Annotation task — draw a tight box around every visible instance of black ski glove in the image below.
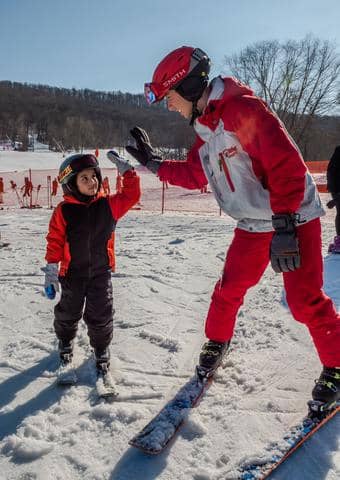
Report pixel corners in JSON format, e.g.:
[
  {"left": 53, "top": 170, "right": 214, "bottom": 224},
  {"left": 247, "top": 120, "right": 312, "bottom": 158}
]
[
  {"left": 270, "top": 213, "right": 300, "bottom": 273},
  {"left": 327, "top": 199, "right": 336, "bottom": 209},
  {"left": 326, "top": 192, "right": 340, "bottom": 209},
  {"left": 126, "top": 126, "right": 162, "bottom": 174}
]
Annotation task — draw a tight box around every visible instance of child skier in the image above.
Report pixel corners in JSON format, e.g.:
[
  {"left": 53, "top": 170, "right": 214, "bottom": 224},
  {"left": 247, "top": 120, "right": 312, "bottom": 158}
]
[
  {"left": 126, "top": 46, "right": 340, "bottom": 411},
  {"left": 42, "top": 151, "right": 140, "bottom": 382}
]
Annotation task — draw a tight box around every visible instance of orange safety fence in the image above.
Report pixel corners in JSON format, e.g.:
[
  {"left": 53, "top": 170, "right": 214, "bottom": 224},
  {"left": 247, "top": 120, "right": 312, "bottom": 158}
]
[
  {"left": 305, "top": 161, "right": 329, "bottom": 192},
  {"left": 305, "top": 161, "right": 329, "bottom": 173},
  {"left": 0, "top": 162, "right": 332, "bottom": 211}
]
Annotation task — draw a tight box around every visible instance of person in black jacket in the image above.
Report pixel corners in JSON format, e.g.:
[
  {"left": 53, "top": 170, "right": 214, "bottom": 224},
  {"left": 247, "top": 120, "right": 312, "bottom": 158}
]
[{"left": 327, "top": 146, "right": 340, "bottom": 253}]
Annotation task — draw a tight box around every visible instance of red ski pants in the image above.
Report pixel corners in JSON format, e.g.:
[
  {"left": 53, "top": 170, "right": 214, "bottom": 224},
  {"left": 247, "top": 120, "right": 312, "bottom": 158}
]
[{"left": 205, "top": 218, "right": 340, "bottom": 367}]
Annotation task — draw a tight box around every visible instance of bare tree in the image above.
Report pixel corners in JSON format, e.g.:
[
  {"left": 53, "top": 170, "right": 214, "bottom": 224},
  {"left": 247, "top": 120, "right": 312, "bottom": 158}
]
[{"left": 225, "top": 35, "right": 340, "bottom": 147}]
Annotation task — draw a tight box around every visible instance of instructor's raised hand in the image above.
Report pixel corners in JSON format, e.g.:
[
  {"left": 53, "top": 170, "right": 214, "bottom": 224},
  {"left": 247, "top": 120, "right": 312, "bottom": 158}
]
[{"left": 126, "top": 127, "right": 162, "bottom": 174}]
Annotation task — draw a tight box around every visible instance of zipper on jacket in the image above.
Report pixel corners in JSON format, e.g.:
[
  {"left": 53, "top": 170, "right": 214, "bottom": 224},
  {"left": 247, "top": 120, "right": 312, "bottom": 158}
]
[{"left": 219, "top": 153, "right": 235, "bottom": 192}]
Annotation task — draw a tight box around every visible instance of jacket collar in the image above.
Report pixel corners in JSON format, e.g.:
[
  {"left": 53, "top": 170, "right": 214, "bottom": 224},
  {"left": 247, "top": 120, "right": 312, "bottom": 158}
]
[
  {"left": 63, "top": 191, "right": 104, "bottom": 205},
  {"left": 194, "top": 76, "right": 254, "bottom": 141}
]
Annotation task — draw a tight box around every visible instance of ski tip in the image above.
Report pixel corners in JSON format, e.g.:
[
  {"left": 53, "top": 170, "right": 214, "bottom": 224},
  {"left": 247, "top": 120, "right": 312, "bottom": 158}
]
[{"left": 128, "top": 440, "right": 163, "bottom": 455}]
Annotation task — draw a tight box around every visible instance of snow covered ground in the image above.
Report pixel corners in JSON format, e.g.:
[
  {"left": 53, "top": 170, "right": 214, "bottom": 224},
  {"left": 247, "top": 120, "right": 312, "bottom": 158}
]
[{"left": 0, "top": 152, "right": 339, "bottom": 480}]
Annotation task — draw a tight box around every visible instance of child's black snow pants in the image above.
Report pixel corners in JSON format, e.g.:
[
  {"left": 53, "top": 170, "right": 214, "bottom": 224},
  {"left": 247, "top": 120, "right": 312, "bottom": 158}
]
[{"left": 54, "top": 271, "right": 114, "bottom": 351}]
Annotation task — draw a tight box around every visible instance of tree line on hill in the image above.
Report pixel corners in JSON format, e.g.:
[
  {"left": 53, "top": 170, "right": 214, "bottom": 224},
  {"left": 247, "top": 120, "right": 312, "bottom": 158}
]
[
  {"left": 0, "top": 35, "right": 339, "bottom": 160},
  {"left": 0, "top": 81, "right": 194, "bottom": 158}
]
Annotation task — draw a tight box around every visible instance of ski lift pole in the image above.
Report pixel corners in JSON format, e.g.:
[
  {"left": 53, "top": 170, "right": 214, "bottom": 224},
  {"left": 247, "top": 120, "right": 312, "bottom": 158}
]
[
  {"left": 161, "top": 181, "right": 165, "bottom": 214},
  {"left": 47, "top": 175, "right": 51, "bottom": 208}
]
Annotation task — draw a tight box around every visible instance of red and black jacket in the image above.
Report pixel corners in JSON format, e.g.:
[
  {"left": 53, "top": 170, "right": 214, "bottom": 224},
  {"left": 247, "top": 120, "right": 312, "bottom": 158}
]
[{"left": 45, "top": 170, "right": 140, "bottom": 277}]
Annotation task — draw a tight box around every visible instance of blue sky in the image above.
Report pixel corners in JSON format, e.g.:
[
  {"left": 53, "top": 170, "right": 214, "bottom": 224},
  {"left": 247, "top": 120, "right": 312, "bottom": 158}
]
[{"left": 1, "top": 0, "right": 340, "bottom": 94}]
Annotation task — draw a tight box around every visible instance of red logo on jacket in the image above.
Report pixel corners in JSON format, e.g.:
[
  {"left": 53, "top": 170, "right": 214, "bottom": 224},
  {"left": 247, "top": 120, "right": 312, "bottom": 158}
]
[{"left": 221, "top": 146, "right": 237, "bottom": 158}]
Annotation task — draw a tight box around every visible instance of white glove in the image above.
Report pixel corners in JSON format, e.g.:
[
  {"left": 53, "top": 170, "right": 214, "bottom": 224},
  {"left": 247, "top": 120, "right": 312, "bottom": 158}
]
[
  {"left": 41, "top": 263, "right": 59, "bottom": 299},
  {"left": 107, "top": 150, "right": 134, "bottom": 175}
]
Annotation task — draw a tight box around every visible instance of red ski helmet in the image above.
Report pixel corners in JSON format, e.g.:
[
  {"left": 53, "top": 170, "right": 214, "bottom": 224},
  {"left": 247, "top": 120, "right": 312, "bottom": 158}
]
[{"left": 144, "top": 46, "right": 210, "bottom": 104}]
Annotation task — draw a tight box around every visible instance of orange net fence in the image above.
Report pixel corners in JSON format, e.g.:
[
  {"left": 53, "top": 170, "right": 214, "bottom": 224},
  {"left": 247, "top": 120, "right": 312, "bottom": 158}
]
[
  {"left": 305, "top": 161, "right": 329, "bottom": 173},
  {"left": 305, "top": 161, "right": 329, "bottom": 192},
  {"left": 0, "top": 161, "right": 330, "bottom": 210}
]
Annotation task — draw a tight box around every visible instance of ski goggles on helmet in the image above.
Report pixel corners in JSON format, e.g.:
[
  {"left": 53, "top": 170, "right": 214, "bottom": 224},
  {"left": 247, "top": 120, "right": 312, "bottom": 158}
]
[
  {"left": 144, "top": 72, "right": 188, "bottom": 104},
  {"left": 58, "top": 154, "right": 99, "bottom": 184}
]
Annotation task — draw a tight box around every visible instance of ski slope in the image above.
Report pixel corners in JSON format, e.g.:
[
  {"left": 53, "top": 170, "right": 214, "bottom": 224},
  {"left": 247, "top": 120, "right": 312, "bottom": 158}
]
[{"left": 0, "top": 152, "right": 339, "bottom": 480}]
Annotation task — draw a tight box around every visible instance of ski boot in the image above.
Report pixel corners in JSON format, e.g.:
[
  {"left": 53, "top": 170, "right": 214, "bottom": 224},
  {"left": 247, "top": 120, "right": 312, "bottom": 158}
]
[
  {"left": 95, "top": 347, "right": 111, "bottom": 374},
  {"left": 309, "top": 367, "right": 340, "bottom": 419},
  {"left": 94, "top": 347, "right": 117, "bottom": 399},
  {"left": 196, "top": 340, "right": 230, "bottom": 380},
  {"left": 58, "top": 339, "right": 74, "bottom": 366},
  {"left": 56, "top": 339, "right": 76, "bottom": 385}
]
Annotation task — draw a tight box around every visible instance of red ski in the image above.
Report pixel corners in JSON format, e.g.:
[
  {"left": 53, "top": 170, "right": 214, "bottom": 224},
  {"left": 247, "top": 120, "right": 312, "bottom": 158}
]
[{"left": 239, "top": 402, "right": 339, "bottom": 479}]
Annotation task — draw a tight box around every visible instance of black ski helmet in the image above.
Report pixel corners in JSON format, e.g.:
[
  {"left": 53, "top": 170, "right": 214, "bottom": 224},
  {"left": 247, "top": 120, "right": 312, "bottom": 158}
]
[{"left": 58, "top": 153, "right": 102, "bottom": 199}]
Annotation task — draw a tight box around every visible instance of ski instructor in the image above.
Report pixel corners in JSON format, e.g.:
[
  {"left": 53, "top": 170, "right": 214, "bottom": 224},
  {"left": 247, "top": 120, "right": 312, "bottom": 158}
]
[{"left": 126, "top": 46, "right": 340, "bottom": 407}]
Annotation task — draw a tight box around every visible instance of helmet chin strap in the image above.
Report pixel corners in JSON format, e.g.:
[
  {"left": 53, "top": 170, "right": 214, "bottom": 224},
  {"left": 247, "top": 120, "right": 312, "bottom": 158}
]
[
  {"left": 189, "top": 100, "right": 201, "bottom": 126},
  {"left": 189, "top": 85, "right": 211, "bottom": 125}
]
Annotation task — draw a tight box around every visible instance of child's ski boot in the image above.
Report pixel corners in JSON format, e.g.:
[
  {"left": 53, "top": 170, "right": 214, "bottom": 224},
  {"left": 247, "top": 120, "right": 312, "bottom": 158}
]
[
  {"left": 56, "top": 339, "right": 76, "bottom": 385},
  {"left": 95, "top": 348, "right": 117, "bottom": 399},
  {"left": 58, "top": 339, "right": 74, "bottom": 365}
]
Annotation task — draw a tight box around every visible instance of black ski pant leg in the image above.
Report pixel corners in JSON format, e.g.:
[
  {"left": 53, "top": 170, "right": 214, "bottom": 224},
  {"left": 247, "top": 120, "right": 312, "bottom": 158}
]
[
  {"left": 54, "top": 276, "right": 87, "bottom": 344},
  {"left": 83, "top": 272, "right": 114, "bottom": 352},
  {"left": 334, "top": 200, "right": 340, "bottom": 236}
]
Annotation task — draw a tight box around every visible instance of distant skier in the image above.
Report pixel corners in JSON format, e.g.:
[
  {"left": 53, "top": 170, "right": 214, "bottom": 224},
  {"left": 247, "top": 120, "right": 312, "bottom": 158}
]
[
  {"left": 51, "top": 177, "right": 58, "bottom": 196},
  {"left": 21, "top": 176, "right": 33, "bottom": 207},
  {"left": 102, "top": 176, "right": 111, "bottom": 195},
  {"left": 326, "top": 146, "right": 340, "bottom": 253},
  {"left": 127, "top": 46, "right": 340, "bottom": 407},
  {"left": 10, "top": 180, "right": 23, "bottom": 207},
  {"left": 42, "top": 151, "right": 140, "bottom": 377}
]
